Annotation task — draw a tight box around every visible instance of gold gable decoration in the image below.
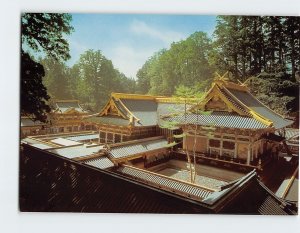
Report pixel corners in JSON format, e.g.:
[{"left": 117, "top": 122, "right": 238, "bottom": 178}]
[
  {"left": 99, "top": 98, "right": 127, "bottom": 119},
  {"left": 190, "top": 72, "right": 275, "bottom": 127}
]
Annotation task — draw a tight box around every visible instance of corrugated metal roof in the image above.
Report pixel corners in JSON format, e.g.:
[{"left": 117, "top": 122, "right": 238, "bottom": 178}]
[
  {"left": 109, "top": 138, "right": 168, "bottom": 159},
  {"left": 120, "top": 99, "right": 158, "bottom": 126},
  {"left": 117, "top": 166, "right": 212, "bottom": 200},
  {"left": 166, "top": 111, "right": 268, "bottom": 129},
  {"left": 66, "top": 134, "right": 99, "bottom": 142},
  {"left": 84, "top": 156, "right": 114, "bottom": 170},
  {"left": 48, "top": 145, "right": 103, "bottom": 159},
  {"left": 227, "top": 89, "right": 293, "bottom": 129}
]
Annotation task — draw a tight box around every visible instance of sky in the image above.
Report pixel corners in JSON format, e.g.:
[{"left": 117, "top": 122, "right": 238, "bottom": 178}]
[{"left": 67, "top": 14, "right": 217, "bottom": 79}]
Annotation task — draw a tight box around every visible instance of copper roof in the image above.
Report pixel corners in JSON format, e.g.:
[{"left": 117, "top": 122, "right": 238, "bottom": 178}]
[
  {"left": 165, "top": 111, "right": 268, "bottom": 129},
  {"left": 117, "top": 165, "right": 213, "bottom": 200},
  {"left": 108, "top": 137, "right": 168, "bottom": 160},
  {"left": 84, "top": 156, "right": 114, "bottom": 170}
]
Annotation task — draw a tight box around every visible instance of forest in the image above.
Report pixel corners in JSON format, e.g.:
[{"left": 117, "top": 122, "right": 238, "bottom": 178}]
[{"left": 21, "top": 15, "right": 299, "bottom": 121}]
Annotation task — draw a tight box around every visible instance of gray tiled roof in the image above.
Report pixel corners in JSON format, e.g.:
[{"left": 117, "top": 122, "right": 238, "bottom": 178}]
[
  {"left": 84, "top": 156, "right": 114, "bottom": 170},
  {"left": 284, "top": 128, "right": 299, "bottom": 141},
  {"left": 114, "top": 98, "right": 132, "bottom": 118},
  {"left": 227, "top": 89, "right": 293, "bottom": 129},
  {"left": 118, "top": 166, "right": 212, "bottom": 200},
  {"left": 166, "top": 111, "right": 268, "bottom": 129},
  {"left": 109, "top": 138, "right": 168, "bottom": 159},
  {"left": 56, "top": 101, "right": 86, "bottom": 113},
  {"left": 219, "top": 88, "right": 251, "bottom": 116},
  {"left": 121, "top": 99, "right": 158, "bottom": 126},
  {"left": 48, "top": 145, "right": 103, "bottom": 159}
]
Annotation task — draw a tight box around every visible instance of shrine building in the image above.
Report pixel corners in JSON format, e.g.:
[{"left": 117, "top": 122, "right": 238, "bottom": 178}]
[{"left": 163, "top": 77, "right": 293, "bottom": 167}]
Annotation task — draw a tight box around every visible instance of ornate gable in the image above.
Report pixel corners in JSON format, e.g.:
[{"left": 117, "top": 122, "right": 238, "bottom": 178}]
[
  {"left": 100, "top": 98, "right": 128, "bottom": 119},
  {"left": 191, "top": 84, "right": 247, "bottom": 116},
  {"left": 205, "top": 96, "right": 230, "bottom": 111}
]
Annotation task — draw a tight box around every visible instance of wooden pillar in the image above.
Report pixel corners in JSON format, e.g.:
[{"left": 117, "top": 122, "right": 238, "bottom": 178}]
[
  {"left": 234, "top": 133, "right": 237, "bottom": 158},
  {"left": 113, "top": 133, "right": 115, "bottom": 143},
  {"left": 206, "top": 137, "right": 209, "bottom": 153},
  {"left": 105, "top": 131, "right": 107, "bottom": 143},
  {"left": 98, "top": 129, "right": 101, "bottom": 144},
  {"left": 183, "top": 135, "right": 186, "bottom": 150},
  {"left": 250, "top": 145, "right": 253, "bottom": 161},
  {"left": 247, "top": 144, "right": 251, "bottom": 165},
  {"left": 220, "top": 133, "right": 223, "bottom": 157}
]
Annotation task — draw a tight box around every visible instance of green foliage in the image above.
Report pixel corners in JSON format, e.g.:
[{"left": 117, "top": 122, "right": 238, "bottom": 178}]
[
  {"left": 246, "top": 73, "right": 299, "bottom": 115},
  {"left": 21, "top": 13, "right": 74, "bottom": 61},
  {"left": 213, "top": 16, "right": 300, "bottom": 80},
  {"left": 41, "top": 58, "right": 72, "bottom": 99},
  {"left": 136, "top": 32, "right": 215, "bottom": 95},
  {"left": 21, "top": 13, "right": 73, "bottom": 122},
  {"left": 21, "top": 52, "right": 51, "bottom": 122},
  {"left": 69, "top": 49, "right": 136, "bottom": 111}
]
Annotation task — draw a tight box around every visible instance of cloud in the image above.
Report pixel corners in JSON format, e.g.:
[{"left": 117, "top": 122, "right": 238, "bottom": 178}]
[
  {"left": 109, "top": 45, "right": 155, "bottom": 79},
  {"left": 130, "top": 20, "right": 184, "bottom": 45}
]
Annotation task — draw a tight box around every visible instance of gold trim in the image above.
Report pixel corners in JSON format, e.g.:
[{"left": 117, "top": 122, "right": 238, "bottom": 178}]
[
  {"left": 112, "top": 92, "right": 166, "bottom": 100},
  {"left": 99, "top": 98, "right": 128, "bottom": 119},
  {"left": 223, "top": 87, "right": 273, "bottom": 126},
  {"left": 117, "top": 99, "right": 141, "bottom": 123},
  {"left": 191, "top": 85, "right": 248, "bottom": 116}
]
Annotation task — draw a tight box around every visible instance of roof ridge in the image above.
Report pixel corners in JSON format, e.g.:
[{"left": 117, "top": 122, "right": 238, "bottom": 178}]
[{"left": 112, "top": 92, "right": 166, "bottom": 100}]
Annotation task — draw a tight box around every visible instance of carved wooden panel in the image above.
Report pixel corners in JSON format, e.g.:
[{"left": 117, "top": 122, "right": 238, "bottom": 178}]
[{"left": 205, "top": 98, "right": 228, "bottom": 111}]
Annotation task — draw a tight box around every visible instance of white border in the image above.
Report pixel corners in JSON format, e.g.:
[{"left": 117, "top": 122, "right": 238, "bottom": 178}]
[{"left": 0, "top": 1, "right": 299, "bottom": 233}]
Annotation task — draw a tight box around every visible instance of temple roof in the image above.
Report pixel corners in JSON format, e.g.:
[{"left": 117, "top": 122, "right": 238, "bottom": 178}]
[
  {"left": 52, "top": 100, "right": 88, "bottom": 114},
  {"left": 83, "top": 156, "right": 115, "bottom": 170},
  {"left": 166, "top": 111, "right": 268, "bottom": 129},
  {"left": 107, "top": 136, "right": 168, "bottom": 161},
  {"left": 84, "top": 93, "right": 187, "bottom": 127},
  {"left": 117, "top": 165, "right": 213, "bottom": 200},
  {"left": 21, "top": 117, "right": 47, "bottom": 127},
  {"left": 85, "top": 77, "right": 292, "bottom": 130},
  {"left": 186, "top": 78, "right": 293, "bottom": 129}
]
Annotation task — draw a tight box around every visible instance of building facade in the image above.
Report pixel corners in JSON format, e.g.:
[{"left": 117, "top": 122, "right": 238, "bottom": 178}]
[
  {"left": 84, "top": 93, "right": 186, "bottom": 144},
  {"left": 164, "top": 77, "right": 293, "bottom": 167},
  {"left": 21, "top": 100, "right": 94, "bottom": 138}
]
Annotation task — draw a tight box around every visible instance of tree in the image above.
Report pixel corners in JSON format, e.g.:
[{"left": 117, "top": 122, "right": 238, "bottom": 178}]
[
  {"left": 213, "top": 16, "right": 300, "bottom": 81},
  {"left": 136, "top": 32, "right": 215, "bottom": 95},
  {"left": 21, "top": 52, "right": 50, "bottom": 122},
  {"left": 41, "top": 58, "right": 72, "bottom": 99},
  {"left": 160, "top": 85, "right": 210, "bottom": 184},
  {"left": 21, "top": 13, "right": 73, "bottom": 122},
  {"left": 74, "top": 49, "right": 136, "bottom": 111}
]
